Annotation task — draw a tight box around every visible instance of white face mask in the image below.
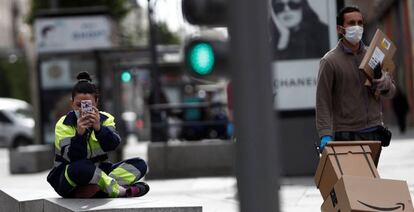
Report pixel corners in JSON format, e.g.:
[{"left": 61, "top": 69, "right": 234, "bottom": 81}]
[{"left": 343, "top": 25, "right": 364, "bottom": 45}]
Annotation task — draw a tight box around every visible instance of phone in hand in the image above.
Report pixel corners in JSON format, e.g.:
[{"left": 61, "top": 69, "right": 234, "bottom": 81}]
[
  {"left": 373, "top": 63, "right": 382, "bottom": 79},
  {"left": 81, "top": 100, "right": 93, "bottom": 115}
]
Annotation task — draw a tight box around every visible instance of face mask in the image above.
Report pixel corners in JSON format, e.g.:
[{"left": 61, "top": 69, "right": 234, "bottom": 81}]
[
  {"left": 343, "top": 25, "right": 363, "bottom": 45},
  {"left": 74, "top": 110, "right": 80, "bottom": 119}
]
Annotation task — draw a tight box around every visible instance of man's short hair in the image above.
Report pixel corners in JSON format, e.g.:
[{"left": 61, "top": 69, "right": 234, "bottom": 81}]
[{"left": 337, "top": 6, "right": 361, "bottom": 26}]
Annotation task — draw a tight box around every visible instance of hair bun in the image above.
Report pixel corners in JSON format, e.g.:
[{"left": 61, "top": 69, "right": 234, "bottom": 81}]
[{"left": 76, "top": 71, "right": 92, "bottom": 82}]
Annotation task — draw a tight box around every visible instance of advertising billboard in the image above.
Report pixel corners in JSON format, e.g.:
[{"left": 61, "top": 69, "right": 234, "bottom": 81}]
[
  {"left": 34, "top": 15, "right": 115, "bottom": 53},
  {"left": 270, "top": 0, "right": 337, "bottom": 110}
]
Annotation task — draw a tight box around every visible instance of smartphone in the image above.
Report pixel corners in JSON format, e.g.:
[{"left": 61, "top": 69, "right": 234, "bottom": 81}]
[
  {"left": 81, "top": 100, "right": 93, "bottom": 115},
  {"left": 373, "top": 63, "right": 382, "bottom": 79}
]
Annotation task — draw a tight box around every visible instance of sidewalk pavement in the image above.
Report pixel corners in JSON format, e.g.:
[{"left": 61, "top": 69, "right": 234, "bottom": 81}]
[{"left": 0, "top": 126, "right": 414, "bottom": 211}]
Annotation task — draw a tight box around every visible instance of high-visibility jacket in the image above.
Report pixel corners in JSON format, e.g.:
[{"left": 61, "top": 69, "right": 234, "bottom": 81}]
[
  {"left": 53, "top": 110, "right": 121, "bottom": 167},
  {"left": 47, "top": 110, "right": 124, "bottom": 197}
]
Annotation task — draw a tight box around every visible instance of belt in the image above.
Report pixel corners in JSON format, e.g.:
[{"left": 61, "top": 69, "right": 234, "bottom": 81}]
[{"left": 358, "top": 126, "right": 379, "bottom": 133}]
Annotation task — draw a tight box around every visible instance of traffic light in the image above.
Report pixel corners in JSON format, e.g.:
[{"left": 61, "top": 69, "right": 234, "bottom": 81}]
[
  {"left": 182, "top": 0, "right": 228, "bottom": 27},
  {"left": 187, "top": 41, "right": 215, "bottom": 75},
  {"left": 182, "top": 0, "right": 229, "bottom": 79},
  {"left": 184, "top": 37, "right": 228, "bottom": 78},
  {"left": 121, "top": 70, "right": 132, "bottom": 83}
]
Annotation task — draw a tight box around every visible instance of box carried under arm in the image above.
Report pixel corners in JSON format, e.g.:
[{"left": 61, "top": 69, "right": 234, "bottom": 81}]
[{"left": 359, "top": 29, "right": 396, "bottom": 83}]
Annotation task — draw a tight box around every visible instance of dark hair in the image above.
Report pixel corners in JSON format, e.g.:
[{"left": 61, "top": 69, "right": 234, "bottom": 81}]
[
  {"left": 337, "top": 6, "right": 361, "bottom": 26},
  {"left": 71, "top": 72, "right": 98, "bottom": 101},
  {"left": 272, "top": 0, "right": 325, "bottom": 32},
  {"left": 301, "top": 0, "right": 322, "bottom": 27}
]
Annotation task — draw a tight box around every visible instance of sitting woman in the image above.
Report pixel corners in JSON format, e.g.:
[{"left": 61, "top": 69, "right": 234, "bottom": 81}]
[{"left": 47, "top": 72, "right": 149, "bottom": 198}]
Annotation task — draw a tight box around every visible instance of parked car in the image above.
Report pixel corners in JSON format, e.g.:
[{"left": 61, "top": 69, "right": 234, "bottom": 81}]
[{"left": 0, "top": 98, "right": 34, "bottom": 148}]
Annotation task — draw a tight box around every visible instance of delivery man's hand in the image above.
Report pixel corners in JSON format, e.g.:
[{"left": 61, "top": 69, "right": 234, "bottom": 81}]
[
  {"left": 373, "top": 71, "right": 391, "bottom": 92},
  {"left": 319, "top": 135, "right": 333, "bottom": 152}
]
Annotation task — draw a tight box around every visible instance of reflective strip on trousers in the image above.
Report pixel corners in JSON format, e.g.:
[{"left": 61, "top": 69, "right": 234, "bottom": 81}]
[
  {"left": 97, "top": 170, "right": 121, "bottom": 197},
  {"left": 109, "top": 163, "right": 141, "bottom": 186},
  {"left": 64, "top": 165, "right": 77, "bottom": 187}
]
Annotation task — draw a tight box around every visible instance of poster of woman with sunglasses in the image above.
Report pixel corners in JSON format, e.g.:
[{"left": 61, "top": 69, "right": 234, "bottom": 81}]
[{"left": 271, "top": 0, "right": 330, "bottom": 60}]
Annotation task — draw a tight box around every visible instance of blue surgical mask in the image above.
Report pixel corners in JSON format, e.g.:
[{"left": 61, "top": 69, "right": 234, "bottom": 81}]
[{"left": 74, "top": 110, "right": 80, "bottom": 119}]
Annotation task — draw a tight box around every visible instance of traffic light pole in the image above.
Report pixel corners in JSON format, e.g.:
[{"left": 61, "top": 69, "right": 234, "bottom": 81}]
[
  {"left": 148, "top": 0, "right": 161, "bottom": 104},
  {"left": 229, "top": 0, "right": 280, "bottom": 211},
  {"left": 148, "top": 0, "right": 167, "bottom": 142}
]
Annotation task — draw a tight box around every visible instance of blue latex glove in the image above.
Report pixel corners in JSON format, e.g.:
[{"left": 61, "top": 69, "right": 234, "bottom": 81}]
[
  {"left": 227, "top": 122, "right": 234, "bottom": 138},
  {"left": 319, "top": 135, "right": 333, "bottom": 152}
]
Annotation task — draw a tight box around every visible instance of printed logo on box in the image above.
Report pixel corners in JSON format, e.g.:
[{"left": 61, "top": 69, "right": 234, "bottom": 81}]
[{"left": 381, "top": 38, "right": 391, "bottom": 50}]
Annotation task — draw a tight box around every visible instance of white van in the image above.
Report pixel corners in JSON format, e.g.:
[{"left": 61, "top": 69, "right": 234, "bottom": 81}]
[{"left": 0, "top": 98, "right": 34, "bottom": 148}]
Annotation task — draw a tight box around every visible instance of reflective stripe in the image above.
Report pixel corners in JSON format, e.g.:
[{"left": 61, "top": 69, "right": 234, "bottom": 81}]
[
  {"left": 107, "top": 126, "right": 116, "bottom": 132},
  {"left": 64, "top": 165, "right": 76, "bottom": 187},
  {"left": 62, "top": 145, "right": 70, "bottom": 161},
  {"left": 89, "top": 132, "right": 107, "bottom": 158},
  {"left": 111, "top": 176, "right": 129, "bottom": 186},
  {"left": 109, "top": 167, "right": 134, "bottom": 186},
  {"left": 54, "top": 137, "right": 71, "bottom": 163},
  {"left": 59, "top": 137, "right": 71, "bottom": 150},
  {"left": 89, "top": 168, "right": 102, "bottom": 184},
  {"left": 109, "top": 181, "right": 120, "bottom": 197},
  {"left": 53, "top": 161, "right": 62, "bottom": 167},
  {"left": 92, "top": 149, "right": 106, "bottom": 157},
  {"left": 109, "top": 163, "right": 141, "bottom": 185},
  {"left": 97, "top": 171, "right": 120, "bottom": 197},
  {"left": 106, "top": 126, "right": 121, "bottom": 141}
]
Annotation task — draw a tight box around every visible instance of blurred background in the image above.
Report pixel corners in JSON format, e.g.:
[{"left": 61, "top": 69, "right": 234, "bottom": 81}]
[
  {"left": 0, "top": 0, "right": 414, "bottom": 210},
  {"left": 0, "top": 0, "right": 412, "bottom": 167}
]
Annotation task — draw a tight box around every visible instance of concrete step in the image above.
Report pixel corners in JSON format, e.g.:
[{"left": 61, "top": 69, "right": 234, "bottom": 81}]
[
  {"left": 147, "top": 140, "right": 235, "bottom": 179},
  {"left": 0, "top": 187, "right": 202, "bottom": 212},
  {"left": 44, "top": 197, "right": 202, "bottom": 212},
  {"left": 0, "top": 187, "right": 57, "bottom": 212}
]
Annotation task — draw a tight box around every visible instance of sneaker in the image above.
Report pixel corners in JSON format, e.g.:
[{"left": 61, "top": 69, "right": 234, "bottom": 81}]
[{"left": 126, "top": 182, "right": 150, "bottom": 197}]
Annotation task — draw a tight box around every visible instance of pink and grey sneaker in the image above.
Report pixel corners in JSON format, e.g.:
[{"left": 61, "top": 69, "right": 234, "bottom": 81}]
[{"left": 126, "top": 182, "right": 150, "bottom": 197}]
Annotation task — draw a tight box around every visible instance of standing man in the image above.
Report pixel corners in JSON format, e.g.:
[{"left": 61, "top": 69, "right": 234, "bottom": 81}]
[{"left": 316, "top": 6, "right": 395, "bottom": 151}]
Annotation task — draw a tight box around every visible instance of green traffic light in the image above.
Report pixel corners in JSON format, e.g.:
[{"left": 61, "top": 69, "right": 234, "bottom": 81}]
[
  {"left": 121, "top": 71, "right": 132, "bottom": 82},
  {"left": 188, "top": 42, "right": 215, "bottom": 75}
]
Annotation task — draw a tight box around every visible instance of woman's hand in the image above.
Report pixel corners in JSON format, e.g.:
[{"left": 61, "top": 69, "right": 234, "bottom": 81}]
[
  {"left": 88, "top": 106, "right": 101, "bottom": 132},
  {"left": 77, "top": 114, "right": 91, "bottom": 135}
]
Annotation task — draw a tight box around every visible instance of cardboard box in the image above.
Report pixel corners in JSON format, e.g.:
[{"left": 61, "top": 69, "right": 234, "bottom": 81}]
[
  {"left": 314, "top": 141, "right": 381, "bottom": 200},
  {"left": 324, "top": 141, "right": 382, "bottom": 166},
  {"left": 359, "top": 29, "right": 397, "bottom": 81},
  {"left": 322, "top": 175, "right": 413, "bottom": 212}
]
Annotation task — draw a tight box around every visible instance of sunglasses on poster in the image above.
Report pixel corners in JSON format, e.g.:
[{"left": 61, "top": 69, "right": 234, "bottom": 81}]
[{"left": 273, "top": 1, "right": 303, "bottom": 13}]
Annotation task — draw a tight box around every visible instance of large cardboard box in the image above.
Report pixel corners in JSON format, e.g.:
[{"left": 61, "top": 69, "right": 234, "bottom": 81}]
[
  {"left": 322, "top": 175, "right": 413, "bottom": 212},
  {"left": 359, "top": 29, "right": 397, "bottom": 81},
  {"left": 314, "top": 141, "right": 381, "bottom": 200}
]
